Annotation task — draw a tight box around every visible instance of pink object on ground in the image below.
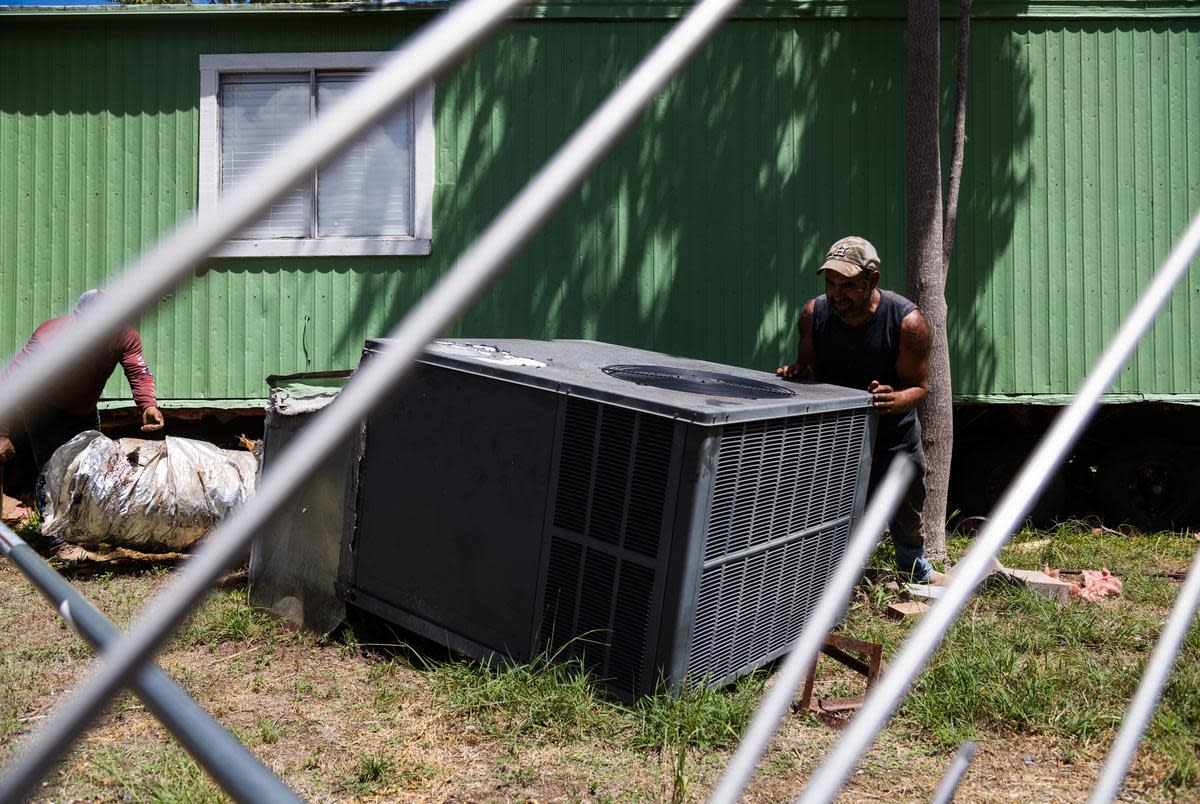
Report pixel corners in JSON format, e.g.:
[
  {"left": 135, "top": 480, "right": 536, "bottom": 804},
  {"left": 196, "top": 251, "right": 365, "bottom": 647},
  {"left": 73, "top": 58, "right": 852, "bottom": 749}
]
[{"left": 1044, "top": 567, "right": 1123, "bottom": 601}]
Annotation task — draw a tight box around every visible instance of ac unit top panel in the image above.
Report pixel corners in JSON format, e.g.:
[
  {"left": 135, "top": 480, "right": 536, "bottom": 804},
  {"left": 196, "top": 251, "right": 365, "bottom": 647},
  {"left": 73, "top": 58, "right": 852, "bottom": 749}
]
[{"left": 365, "top": 338, "right": 872, "bottom": 425}]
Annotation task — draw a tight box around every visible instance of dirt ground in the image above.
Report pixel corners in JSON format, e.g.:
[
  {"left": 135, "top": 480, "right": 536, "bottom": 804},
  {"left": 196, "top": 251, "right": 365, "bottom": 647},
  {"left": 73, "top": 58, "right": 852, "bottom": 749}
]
[{"left": 0, "top": 552, "right": 1184, "bottom": 803}]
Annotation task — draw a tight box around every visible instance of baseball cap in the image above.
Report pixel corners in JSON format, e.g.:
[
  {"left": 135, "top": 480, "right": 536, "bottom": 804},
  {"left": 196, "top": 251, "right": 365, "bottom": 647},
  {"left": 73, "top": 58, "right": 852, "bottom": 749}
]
[
  {"left": 75, "top": 288, "right": 107, "bottom": 313},
  {"left": 817, "top": 236, "right": 880, "bottom": 277}
]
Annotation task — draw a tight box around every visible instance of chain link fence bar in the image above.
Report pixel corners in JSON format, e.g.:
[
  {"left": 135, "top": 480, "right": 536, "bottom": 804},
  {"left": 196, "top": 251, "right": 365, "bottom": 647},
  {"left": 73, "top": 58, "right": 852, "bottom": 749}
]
[
  {"left": 0, "top": 526, "right": 300, "bottom": 802},
  {"left": 1087, "top": 548, "right": 1200, "bottom": 804},
  {"left": 795, "top": 207, "right": 1200, "bottom": 804},
  {"left": 0, "top": 0, "right": 525, "bottom": 441},
  {"left": 707, "top": 455, "right": 914, "bottom": 804},
  {"left": 930, "top": 741, "right": 976, "bottom": 804},
  {"left": 0, "top": 1, "right": 742, "bottom": 798}
]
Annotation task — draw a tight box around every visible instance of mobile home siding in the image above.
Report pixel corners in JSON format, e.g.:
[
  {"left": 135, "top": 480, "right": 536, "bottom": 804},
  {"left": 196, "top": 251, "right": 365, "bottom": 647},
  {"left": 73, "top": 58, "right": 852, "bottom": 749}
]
[{"left": 0, "top": 6, "right": 1197, "bottom": 404}]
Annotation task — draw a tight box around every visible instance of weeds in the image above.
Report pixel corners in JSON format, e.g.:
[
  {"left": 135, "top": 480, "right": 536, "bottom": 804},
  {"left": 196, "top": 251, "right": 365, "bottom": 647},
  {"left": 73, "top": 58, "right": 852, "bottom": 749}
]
[
  {"left": 341, "top": 751, "right": 395, "bottom": 796},
  {"left": 87, "top": 746, "right": 222, "bottom": 803},
  {"left": 429, "top": 654, "right": 611, "bottom": 743},
  {"left": 1145, "top": 624, "right": 1200, "bottom": 790},
  {"left": 627, "top": 673, "right": 765, "bottom": 753},
  {"left": 628, "top": 675, "right": 765, "bottom": 803},
  {"left": 426, "top": 644, "right": 766, "bottom": 802},
  {"left": 174, "top": 590, "right": 280, "bottom": 647},
  {"left": 255, "top": 716, "right": 280, "bottom": 745},
  {"left": 12, "top": 509, "right": 42, "bottom": 542},
  {"left": 868, "top": 526, "right": 1200, "bottom": 764},
  {"left": 3, "top": 525, "right": 1197, "bottom": 799}
]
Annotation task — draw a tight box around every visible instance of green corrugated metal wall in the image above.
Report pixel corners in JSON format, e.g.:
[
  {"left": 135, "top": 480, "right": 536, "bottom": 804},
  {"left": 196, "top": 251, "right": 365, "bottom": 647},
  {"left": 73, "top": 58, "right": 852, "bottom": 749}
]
[{"left": 0, "top": 5, "right": 1197, "bottom": 404}]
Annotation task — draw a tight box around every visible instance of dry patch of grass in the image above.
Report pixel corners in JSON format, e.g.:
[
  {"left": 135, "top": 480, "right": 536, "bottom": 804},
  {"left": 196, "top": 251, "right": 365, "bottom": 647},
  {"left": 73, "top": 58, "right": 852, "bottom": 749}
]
[{"left": 0, "top": 523, "right": 1196, "bottom": 802}]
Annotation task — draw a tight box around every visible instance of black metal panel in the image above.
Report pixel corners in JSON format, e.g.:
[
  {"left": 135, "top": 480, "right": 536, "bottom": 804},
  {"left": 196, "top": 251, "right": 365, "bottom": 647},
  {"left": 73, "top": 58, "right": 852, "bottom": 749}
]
[
  {"left": 347, "top": 363, "right": 558, "bottom": 657},
  {"left": 685, "top": 521, "right": 853, "bottom": 682},
  {"left": 608, "top": 561, "right": 657, "bottom": 692},
  {"left": 343, "top": 340, "right": 874, "bottom": 699},
  {"left": 381, "top": 339, "right": 872, "bottom": 425},
  {"left": 250, "top": 390, "right": 354, "bottom": 635},
  {"left": 538, "top": 538, "right": 583, "bottom": 649},
  {"left": 551, "top": 403, "right": 595, "bottom": 534},
  {"left": 704, "top": 411, "right": 867, "bottom": 562}
]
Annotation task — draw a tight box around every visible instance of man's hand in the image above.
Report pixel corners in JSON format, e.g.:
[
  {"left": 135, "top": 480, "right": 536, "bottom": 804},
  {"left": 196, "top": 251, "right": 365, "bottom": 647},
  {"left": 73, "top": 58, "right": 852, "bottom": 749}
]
[
  {"left": 141, "top": 405, "right": 165, "bottom": 432},
  {"left": 777, "top": 364, "right": 814, "bottom": 381},
  {"left": 868, "top": 380, "right": 901, "bottom": 414},
  {"left": 0, "top": 436, "right": 13, "bottom": 463}
]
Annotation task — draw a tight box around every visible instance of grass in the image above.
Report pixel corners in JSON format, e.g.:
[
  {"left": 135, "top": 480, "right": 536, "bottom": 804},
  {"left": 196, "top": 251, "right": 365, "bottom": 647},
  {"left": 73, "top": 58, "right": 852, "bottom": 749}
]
[
  {"left": 428, "top": 653, "right": 612, "bottom": 743},
  {"left": 0, "top": 519, "right": 1196, "bottom": 801},
  {"left": 627, "top": 673, "right": 767, "bottom": 753},
  {"left": 882, "top": 523, "right": 1200, "bottom": 785},
  {"left": 86, "top": 745, "right": 223, "bottom": 804},
  {"left": 174, "top": 589, "right": 282, "bottom": 647},
  {"left": 11, "top": 508, "right": 42, "bottom": 541},
  {"left": 425, "top": 651, "right": 767, "bottom": 802},
  {"left": 340, "top": 751, "right": 395, "bottom": 796},
  {"left": 255, "top": 715, "right": 281, "bottom": 745}
]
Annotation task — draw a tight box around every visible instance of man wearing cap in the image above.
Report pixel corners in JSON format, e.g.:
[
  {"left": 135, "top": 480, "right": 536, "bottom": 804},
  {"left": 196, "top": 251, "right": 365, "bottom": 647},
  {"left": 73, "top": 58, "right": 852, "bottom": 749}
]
[
  {"left": 0, "top": 289, "right": 165, "bottom": 476},
  {"left": 777, "top": 236, "right": 941, "bottom": 584}
]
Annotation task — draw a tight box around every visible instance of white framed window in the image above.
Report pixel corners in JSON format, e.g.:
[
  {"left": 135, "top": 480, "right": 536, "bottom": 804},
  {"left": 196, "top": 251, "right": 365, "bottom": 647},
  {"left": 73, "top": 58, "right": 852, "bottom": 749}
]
[{"left": 199, "top": 53, "right": 433, "bottom": 257}]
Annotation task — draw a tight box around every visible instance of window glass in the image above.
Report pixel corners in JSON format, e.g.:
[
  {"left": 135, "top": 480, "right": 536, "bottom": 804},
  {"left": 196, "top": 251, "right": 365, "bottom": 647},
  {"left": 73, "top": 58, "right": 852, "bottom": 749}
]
[
  {"left": 316, "top": 74, "right": 414, "bottom": 238},
  {"left": 219, "top": 73, "right": 312, "bottom": 239},
  {"left": 200, "top": 53, "right": 433, "bottom": 256}
]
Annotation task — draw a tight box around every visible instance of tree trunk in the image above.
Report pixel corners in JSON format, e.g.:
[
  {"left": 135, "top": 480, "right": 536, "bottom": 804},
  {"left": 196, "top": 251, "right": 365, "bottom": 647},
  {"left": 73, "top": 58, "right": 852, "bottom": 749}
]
[
  {"left": 906, "top": 0, "right": 963, "bottom": 560},
  {"left": 906, "top": 0, "right": 971, "bottom": 559},
  {"left": 925, "top": 1, "right": 971, "bottom": 557}
]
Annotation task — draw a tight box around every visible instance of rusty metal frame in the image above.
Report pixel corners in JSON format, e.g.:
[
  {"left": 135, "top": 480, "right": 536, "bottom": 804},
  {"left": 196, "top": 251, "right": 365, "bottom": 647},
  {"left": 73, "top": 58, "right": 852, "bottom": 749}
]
[{"left": 798, "top": 634, "right": 887, "bottom": 730}]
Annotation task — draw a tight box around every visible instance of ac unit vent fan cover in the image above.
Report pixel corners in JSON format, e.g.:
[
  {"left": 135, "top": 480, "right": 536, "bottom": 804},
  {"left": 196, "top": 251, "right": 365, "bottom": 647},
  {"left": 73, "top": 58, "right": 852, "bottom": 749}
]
[{"left": 601, "top": 364, "right": 797, "bottom": 399}]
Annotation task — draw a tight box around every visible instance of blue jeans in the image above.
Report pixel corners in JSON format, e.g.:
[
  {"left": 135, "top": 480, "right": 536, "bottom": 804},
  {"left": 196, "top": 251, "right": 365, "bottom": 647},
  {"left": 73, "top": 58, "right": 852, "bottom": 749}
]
[{"left": 870, "top": 448, "right": 931, "bottom": 582}]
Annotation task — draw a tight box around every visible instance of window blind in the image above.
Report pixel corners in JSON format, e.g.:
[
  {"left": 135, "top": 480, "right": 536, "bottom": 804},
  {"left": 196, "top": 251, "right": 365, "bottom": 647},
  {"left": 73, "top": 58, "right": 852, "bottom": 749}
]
[
  {"left": 219, "top": 73, "right": 312, "bottom": 239},
  {"left": 218, "top": 71, "right": 415, "bottom": 241},
  {"left": 316, "top": 75, "right": 415, "bottom": 238}
]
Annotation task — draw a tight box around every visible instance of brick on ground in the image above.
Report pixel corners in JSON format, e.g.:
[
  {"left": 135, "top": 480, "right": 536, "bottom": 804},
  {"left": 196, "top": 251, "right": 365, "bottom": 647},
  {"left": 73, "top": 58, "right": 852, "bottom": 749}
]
[
  {"left": 886, "top": 601, "right": 930, "bottom": 619},
  {"left": 1001, "top": 567, "right": 1070, "bottom": 605}
]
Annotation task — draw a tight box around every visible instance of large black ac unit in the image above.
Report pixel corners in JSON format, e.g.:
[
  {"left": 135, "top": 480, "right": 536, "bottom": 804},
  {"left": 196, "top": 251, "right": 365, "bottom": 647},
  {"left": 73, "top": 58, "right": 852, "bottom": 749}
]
[{"left": 338, "top": 339, "right": 875, "bottom": 699}]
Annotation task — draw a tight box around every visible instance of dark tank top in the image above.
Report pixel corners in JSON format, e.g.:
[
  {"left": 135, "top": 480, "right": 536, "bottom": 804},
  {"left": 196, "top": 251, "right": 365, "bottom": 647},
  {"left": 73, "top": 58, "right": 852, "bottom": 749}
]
[{"left": 812, "top": 289, "right": 921, "bottom": 457}]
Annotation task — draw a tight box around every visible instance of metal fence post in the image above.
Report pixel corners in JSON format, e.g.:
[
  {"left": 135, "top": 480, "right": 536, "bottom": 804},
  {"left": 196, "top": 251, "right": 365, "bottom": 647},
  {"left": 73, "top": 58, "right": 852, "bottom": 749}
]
[
  {"left": 930, "top": 742, "right": 977, "bottom": 804},
  {"left": 0, "top": 526, "right": 301, "bottom": 802}
]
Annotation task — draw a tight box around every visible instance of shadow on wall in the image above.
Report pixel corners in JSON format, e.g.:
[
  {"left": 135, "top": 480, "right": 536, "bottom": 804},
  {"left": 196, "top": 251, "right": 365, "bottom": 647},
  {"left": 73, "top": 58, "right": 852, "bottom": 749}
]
[
  {"left": 946, "top": 18, "right": 1034, "bottom": 395},
  {"left": 430, "top": 15, "right": 1034, "bottom": 387},
  {"left": 204, "top": 14, "right": 1036, "bottom": 401},
  {"left": 0, "top": 13, "right": 1034, "bottom": 395}
]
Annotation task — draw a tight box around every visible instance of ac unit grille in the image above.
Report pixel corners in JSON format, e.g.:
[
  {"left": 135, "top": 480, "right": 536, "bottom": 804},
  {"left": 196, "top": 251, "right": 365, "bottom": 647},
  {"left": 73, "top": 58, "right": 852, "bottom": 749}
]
[
  {"left": 686, "top": 521, "right": 852, "bottom": 681},
  {"left": 539, "top": 541, "right": 657, "bottom": 697},
  {"left": 686, "top": 409, "right": 867, "bottom": 682},
  {"left": 704, "top": 411, "right": 866, "bottom": 562},
  {"left": 540, "top": 398, "right": 676, "bottom": 697},
  {"left": 551, "top": 399, "right": 674, "bottom": 558},
  {"left": 552, "top": 403, "right": 596, "bottom": 534}
]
